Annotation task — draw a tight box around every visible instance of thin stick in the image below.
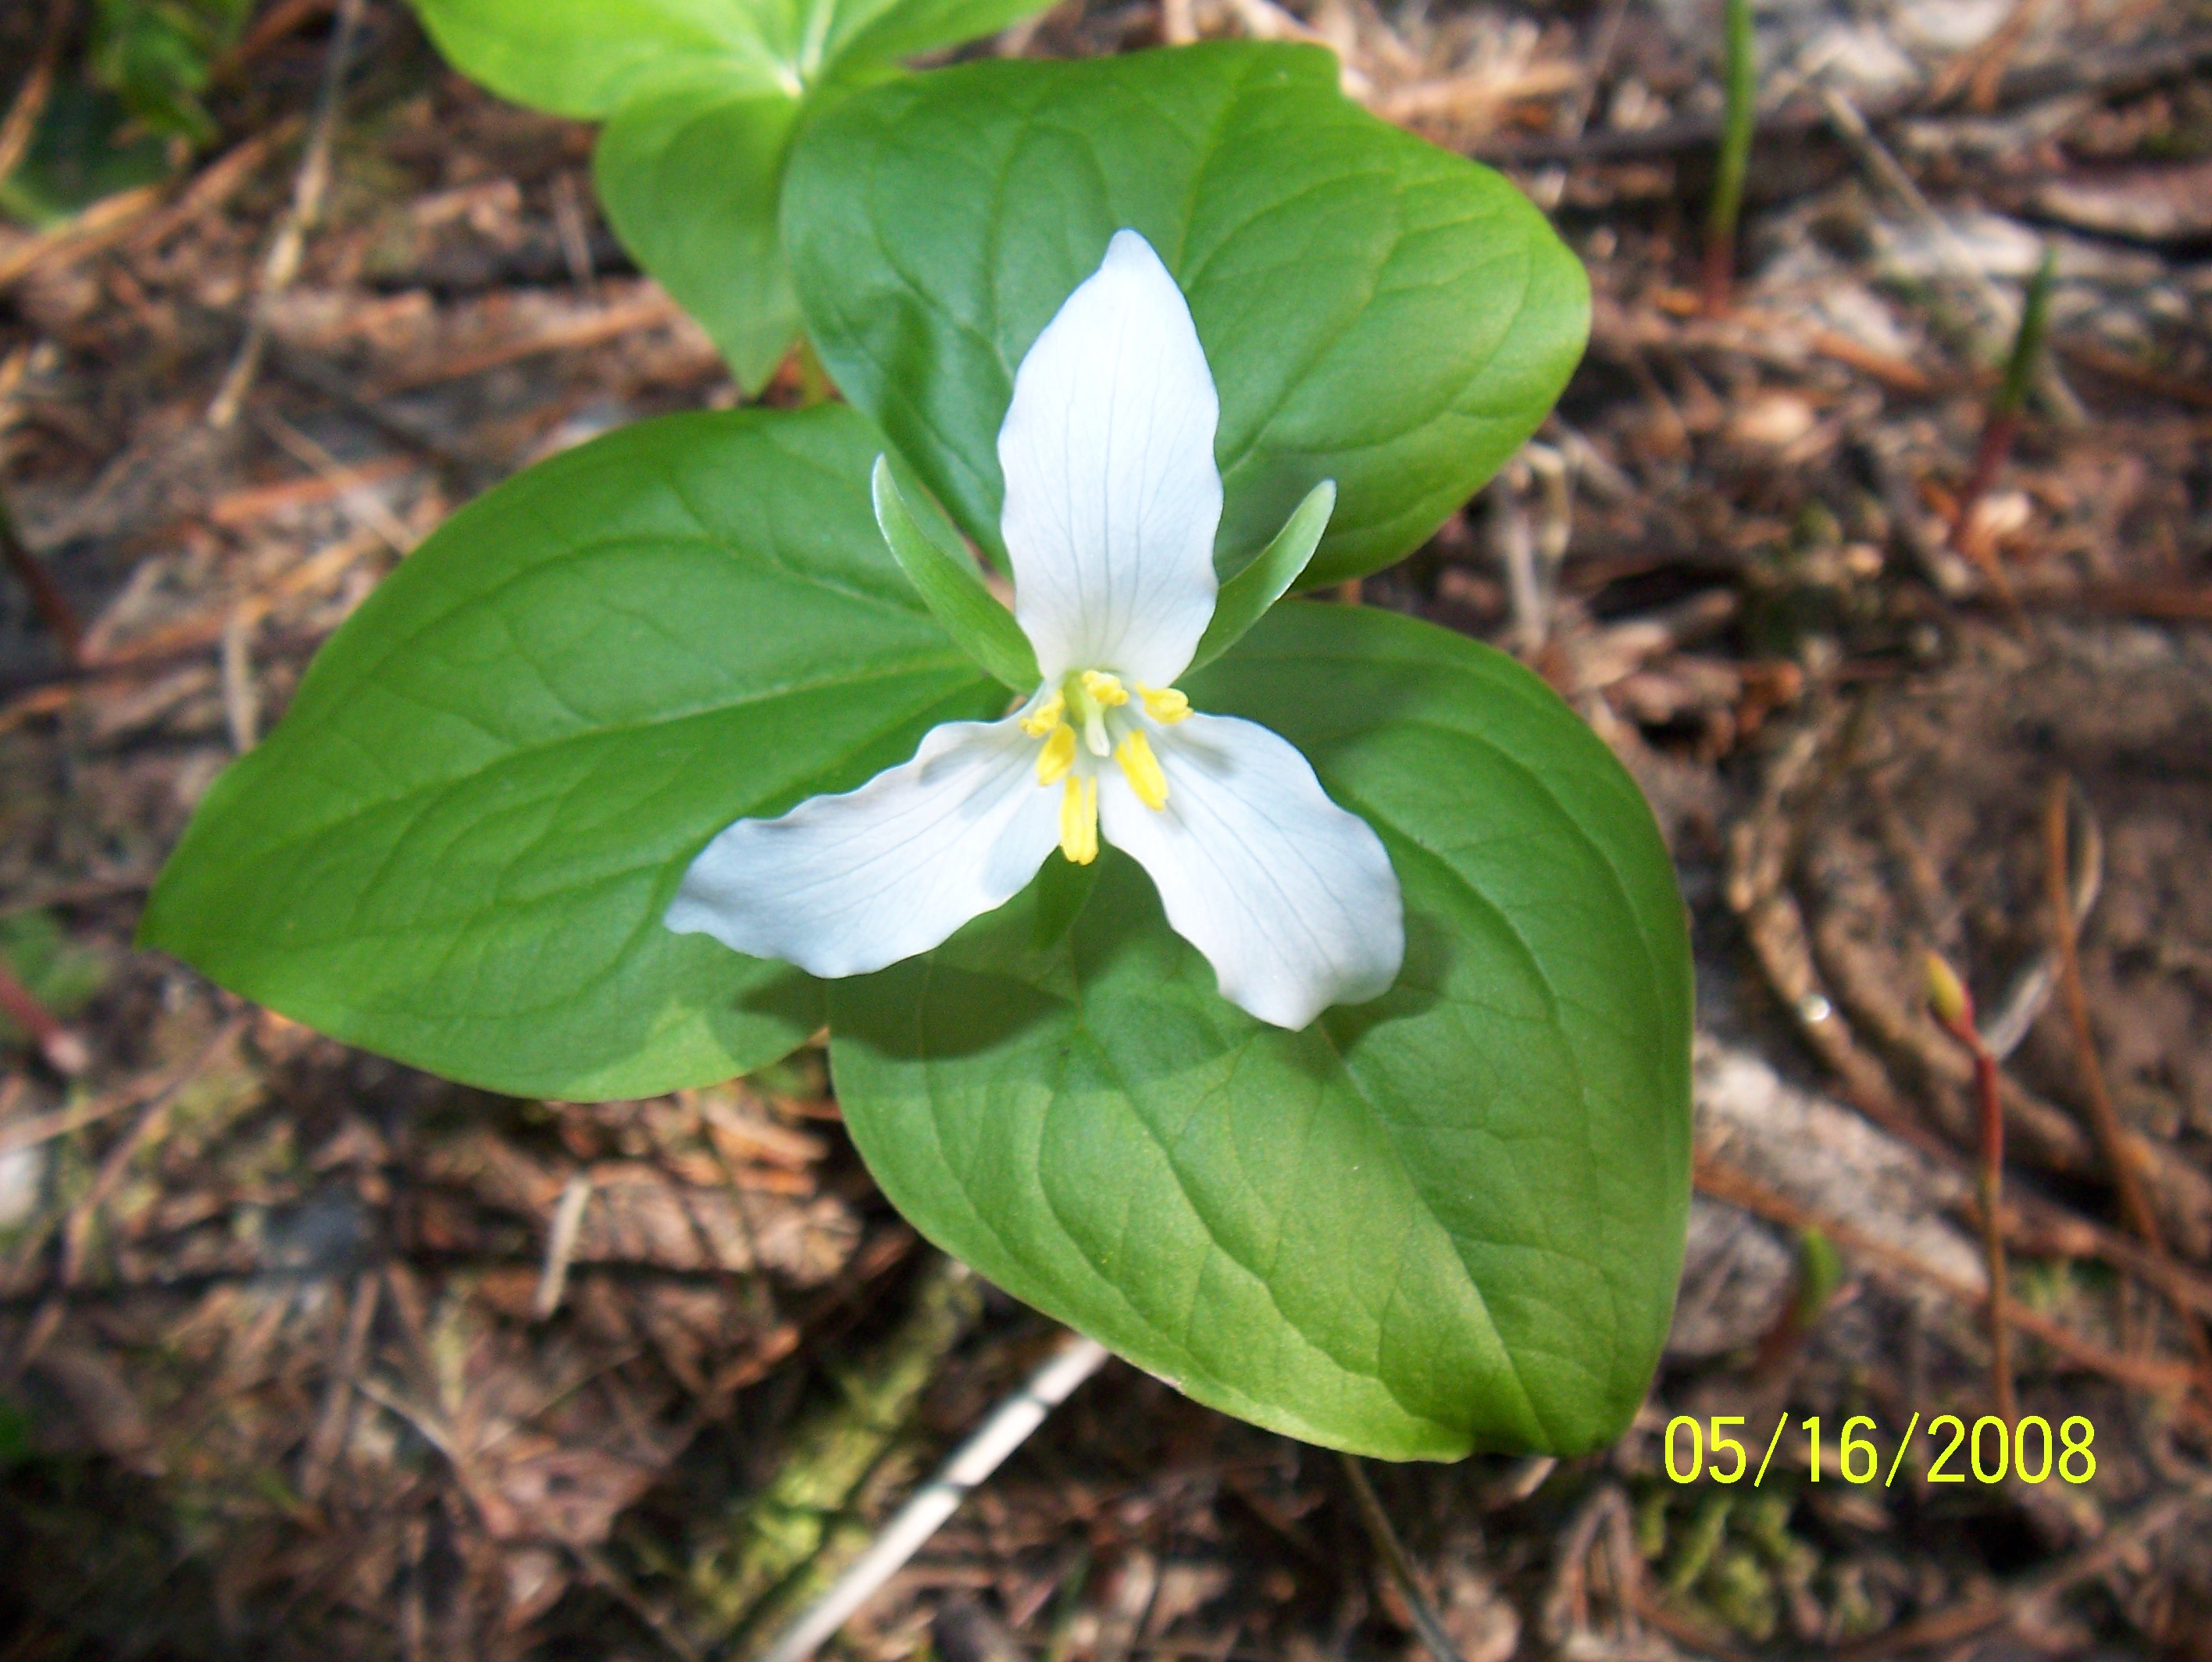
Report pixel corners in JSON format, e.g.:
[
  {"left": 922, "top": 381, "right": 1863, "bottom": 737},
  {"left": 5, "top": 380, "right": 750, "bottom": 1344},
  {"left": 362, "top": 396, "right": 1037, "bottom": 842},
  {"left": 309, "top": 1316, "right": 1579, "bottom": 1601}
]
[
  {"left": 2, "top": 1015, "right": 249, "bottom": 1300},
  {"left": 532, "top": 1173, "right": 592, "bottom": 1318},
  {"left": 1702, "top": 0, "right": 1755, "bottom": 316},
  {"left": 1927, "top": 952, "right": 2017, "bottom": 1424},
  {"left": 2040, "top": 779, "right": 2210, "bottom": 1377},
  {"left": 0, "top": 489, "right": 83, "bottom": 664},
  {"left": 1338, "top": 1453, "right": 1468, "bottom": 1662},
  {"left": 1693, "top": 1150, "right": 2200, "bottom": 1401},
  {"left": 1816, "top": 83, "right": 2082, "bottom": 423},
  {"left": 0, "top": 0, "right": 74, "bottom": 187},
  {"left": 1531, "top": 0, "right": 1629, "bottom": 212},
  {"left": 300, "top": 1270, "right": 380, "bottom": 1503},
  {"left": 0, "top": 958, "right": 87, "bottom": 1075},
  {"left": 207, "top": 0, "right": 367, "bottom": 428},
  {"left": 757, "top": 1332, "right": 1109, "bottom": 1662},
  {"left": 255, "top": 408, "right": 420, "bottom": 554},
  {"left": 1839, "top": 1482, "right": 2210, "bottom": 1660},
  {"left": 2043, "top": 779, "right": 2162, "bottom": 1250}
]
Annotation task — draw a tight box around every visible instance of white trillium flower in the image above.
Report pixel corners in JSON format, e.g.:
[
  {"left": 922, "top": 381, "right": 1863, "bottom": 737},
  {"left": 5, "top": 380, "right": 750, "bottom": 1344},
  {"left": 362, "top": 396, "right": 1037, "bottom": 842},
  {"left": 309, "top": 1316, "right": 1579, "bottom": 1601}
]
[{"left": 666, "top": 230, "right": 1404, "bottom": 1029}]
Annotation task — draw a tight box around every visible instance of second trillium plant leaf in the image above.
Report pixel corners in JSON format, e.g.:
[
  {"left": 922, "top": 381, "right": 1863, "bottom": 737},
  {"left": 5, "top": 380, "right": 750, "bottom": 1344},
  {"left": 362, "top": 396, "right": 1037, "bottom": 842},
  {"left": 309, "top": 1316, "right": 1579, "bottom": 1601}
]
[
  {"left": 670, "top": 232, "right": 1404, "bottom": 1029},
  {"left": 410, "top": 0, "right": 1054, "bottom": 390}
]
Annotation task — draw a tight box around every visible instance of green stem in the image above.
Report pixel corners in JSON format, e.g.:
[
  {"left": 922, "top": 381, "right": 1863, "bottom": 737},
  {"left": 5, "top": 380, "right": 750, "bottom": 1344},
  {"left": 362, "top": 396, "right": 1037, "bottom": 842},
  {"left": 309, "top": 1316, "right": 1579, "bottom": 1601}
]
[
  {"left": 1996, "top": 248, "right": 2057, "bottom": 419},
  {"left": 1703, "top": 0, "right": 1756, "bottom": 316}
]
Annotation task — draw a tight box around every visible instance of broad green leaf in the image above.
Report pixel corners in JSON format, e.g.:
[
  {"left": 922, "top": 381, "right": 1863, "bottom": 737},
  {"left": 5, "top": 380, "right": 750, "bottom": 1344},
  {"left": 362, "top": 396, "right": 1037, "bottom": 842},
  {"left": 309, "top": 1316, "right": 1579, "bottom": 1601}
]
[
  {"left": 1187, "top": 479, "right": 1333, "bottom": 673},
  {"left": 142, "top": 407, "right": 1004, "bottom": 1100},
  {"left": 409, "top": 0, "right": 796, "bottom": 117},
  {"left": 409, "top": 0, "right": 1052, "bottom": 118},
  {"left": 827, "top": 602, "right": 1690, "bottom": 1459},
  {"left": 872, "top": 457, "right": 1038, "bottom": 692},
  {"left": 823, "top": 0, "right": 1055, "bottom": 70},
  {"left": 595, "top": 77, "right": 805, "bottom": 393},
  {"left": 783, "top": 42, "right": 1589, "bottom": 590}
]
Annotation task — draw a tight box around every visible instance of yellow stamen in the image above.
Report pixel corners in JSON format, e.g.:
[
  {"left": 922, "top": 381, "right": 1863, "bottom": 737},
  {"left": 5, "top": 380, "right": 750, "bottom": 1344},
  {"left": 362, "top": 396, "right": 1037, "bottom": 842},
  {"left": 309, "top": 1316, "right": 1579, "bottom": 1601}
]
[
  {"left": 1115, "top": 729, "right": 1168, "bottom": 811},
  {"left": 1036, "top": 722, "right": 1076, "bottom": 785},
  {"left": 1058, "top": 775, "right": 1098, "bottom": 864},
  {"left": 1138, "top": 685, "right": 1190, "bottom": 724},
  {"left": 1019, "top": 691, "right": 1065, "bottom": 737},
  {"left": 1080, "top": 670, "right": 1129, "bottom": 708}
]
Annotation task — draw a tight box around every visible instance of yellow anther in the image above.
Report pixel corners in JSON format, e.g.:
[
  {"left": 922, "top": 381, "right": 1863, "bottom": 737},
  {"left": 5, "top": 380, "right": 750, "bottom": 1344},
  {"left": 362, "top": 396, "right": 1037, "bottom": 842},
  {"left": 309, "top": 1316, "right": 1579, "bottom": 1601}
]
[
  {"left": 1115, "top": 729, "right": 1168, "bottom": 811},
  {"left": 1019, "top": 691, "right": 1065, "bottom": 737},
  {"left": 1036, "top": 722, "right": 1076, "bottom": 785},
  {"left": 1138, "top": 685, "right": 1190, "bottom": 724},
  {"left": 1058, "top": 775, "right": 1098, "bottom": 865},
  {"left": 1080, "top": 670, "right": 1129, "bottom": 707}
]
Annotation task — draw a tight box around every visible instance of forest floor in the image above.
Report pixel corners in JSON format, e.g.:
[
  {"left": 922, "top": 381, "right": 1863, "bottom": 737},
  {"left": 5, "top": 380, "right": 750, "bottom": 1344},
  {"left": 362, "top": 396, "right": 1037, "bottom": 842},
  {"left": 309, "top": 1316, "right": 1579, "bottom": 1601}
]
[{"left": 2, "top": 0, "right": 2211, "bottom": 1657}]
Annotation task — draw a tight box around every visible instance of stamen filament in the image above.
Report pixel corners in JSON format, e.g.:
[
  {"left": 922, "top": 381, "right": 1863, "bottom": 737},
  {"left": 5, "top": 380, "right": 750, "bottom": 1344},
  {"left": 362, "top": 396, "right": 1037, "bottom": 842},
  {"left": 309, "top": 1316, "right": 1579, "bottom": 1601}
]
[
  {"left": 1138, "top": 685, "right": 1190, "bottom": 724},
  {"left": 1115, "top": 729, "right": 1168, "bottom": 811},
  {"left": 1036, "top": 722, "right": 1076, "bottom": 784},
  {"left": 1058, "top": 775, "right": 1097, "bottom": 864}
]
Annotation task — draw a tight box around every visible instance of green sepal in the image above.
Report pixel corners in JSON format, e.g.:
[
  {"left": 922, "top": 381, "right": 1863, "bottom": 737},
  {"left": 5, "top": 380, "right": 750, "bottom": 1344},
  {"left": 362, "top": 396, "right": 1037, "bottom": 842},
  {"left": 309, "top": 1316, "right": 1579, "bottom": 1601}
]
[
  {"left": 1187, "top": 479, "right": 1333, "bottom": 674},
  {"left": 871, "top": 456, "right": 1039, "bottom": 693}
]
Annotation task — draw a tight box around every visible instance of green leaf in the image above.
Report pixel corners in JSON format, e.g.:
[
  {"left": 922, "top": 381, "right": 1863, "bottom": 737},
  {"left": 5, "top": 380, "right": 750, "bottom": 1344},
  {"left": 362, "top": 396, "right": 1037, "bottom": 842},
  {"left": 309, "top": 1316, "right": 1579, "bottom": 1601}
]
[
  {"left": 822, "top": 0, "right": 1055, "bottom": 70},
  {"left": 783, "top": 42, "right": 1589, "bottom": 590},
  {"left": 872, "top": 456, "right": 1038, "bottom": 692},
  {"left": 594, "top": 77, "right": 805, "bottom": 393},
  {"left": 142, "top": 406, "right": 1004, "bottom": 1100},
  {"left": 0, "top": 83, "right": 173, "bottom": 229},
  {"left": 409, "top": 0, "right": 1051, "bottom": 118},
  {"left": 409, "top": 0, "right": 797, "bottom": 118},
  {"left": 827, "top": 602, "right": 1690, "bottom": 1459},
  {"left": 1187, "top": 478, "right": 1333, "bottom": 673}
]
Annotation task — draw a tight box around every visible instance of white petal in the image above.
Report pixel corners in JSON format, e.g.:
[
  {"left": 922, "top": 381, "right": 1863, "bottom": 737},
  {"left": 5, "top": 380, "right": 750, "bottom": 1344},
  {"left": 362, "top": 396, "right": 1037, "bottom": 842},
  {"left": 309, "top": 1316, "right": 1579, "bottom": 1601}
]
[
  {"left": 667, "top": 718, "right": 1059, "bottom": 977},
  {"left": 1098, "top": 714, "right": 1403, "bottom": 1029},
  {"left": 998, "top": 229, "right": 1222, "bottom": 687}
]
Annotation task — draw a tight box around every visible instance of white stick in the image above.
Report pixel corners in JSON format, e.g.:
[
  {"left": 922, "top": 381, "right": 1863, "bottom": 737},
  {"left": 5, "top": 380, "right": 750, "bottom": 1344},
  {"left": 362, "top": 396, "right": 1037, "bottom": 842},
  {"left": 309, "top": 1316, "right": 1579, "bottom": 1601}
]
[{"left": 756, "top": 1331, "right": 1111, "bottom": 1662}]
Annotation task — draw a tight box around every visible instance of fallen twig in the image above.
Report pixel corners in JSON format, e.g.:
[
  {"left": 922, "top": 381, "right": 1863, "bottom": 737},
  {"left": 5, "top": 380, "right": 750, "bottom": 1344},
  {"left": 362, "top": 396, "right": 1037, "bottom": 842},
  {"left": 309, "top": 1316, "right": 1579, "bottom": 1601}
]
[
  {"left": 207, "top": 0, "right": 368, "bottom": 427},
  {"left": 1693, "top": 1150, "right": 2199, "bottom": 1400},
  {"left": 0, "top": 183, "right": 166, "bottom": 288},
  {"left": 1339, "top": 1453, "right": 1468, "bottom": 1662},
  {"left": 2043, "top": 779, "right": 2164, "bottom": 1254},
  {"left": 1464, "top": 32, "right": 2212, "bottom": 165},
  {"left": 1815, "top": 83, "right": 2082, "bottom": 425},
  {"left": 1839, "top": 1481, "right": 2212, "bottom": 1658},
  {"left": 359, "top": 288, "right": 685, "bottom": 398},
  {"left": 299, "top": 1270, "right": 381, "bottom": 1503},
  {"left": 2043, "top": 778, "right": 2211, "bottom": 1378},
  {"left": 532, "top": 1173, "right": 593, "bottom": 1319},
  {"left": 0, "top": 0, "right": 74, "bottom": 188},
  {"left": 756, "top": 1323, "right": 1108, "bottom": 1662},
  {"left": 0, "top": 489, "right": 82, "bottom": 664}
]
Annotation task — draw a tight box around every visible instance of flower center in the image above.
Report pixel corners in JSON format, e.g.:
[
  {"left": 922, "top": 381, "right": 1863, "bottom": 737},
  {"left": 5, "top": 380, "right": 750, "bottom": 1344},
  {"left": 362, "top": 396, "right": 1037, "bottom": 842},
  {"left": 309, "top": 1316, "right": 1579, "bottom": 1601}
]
[{"left": 1018, "top": 670, "right": 1190, "bottom": 863}]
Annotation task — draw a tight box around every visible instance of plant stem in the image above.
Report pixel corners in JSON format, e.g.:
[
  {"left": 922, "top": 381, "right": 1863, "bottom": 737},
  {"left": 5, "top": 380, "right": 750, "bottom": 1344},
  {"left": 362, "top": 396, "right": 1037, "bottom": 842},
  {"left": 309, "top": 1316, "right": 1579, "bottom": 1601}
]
[
  {"left": 0, "top": 959, "right": 87, "bottom": 1075},
  {"left": 1701, "top": 0, "right": 1755, "bottom": 316},
  {"left": 1338, "top": 1453, "right": 1467, "bottom": 1662},
  {"left": 1950, "top": 248, "right": 2055, "bottom": 561},
  {"left": 1927, "top": 952, "right": 2016, "bottom": 1425}
]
